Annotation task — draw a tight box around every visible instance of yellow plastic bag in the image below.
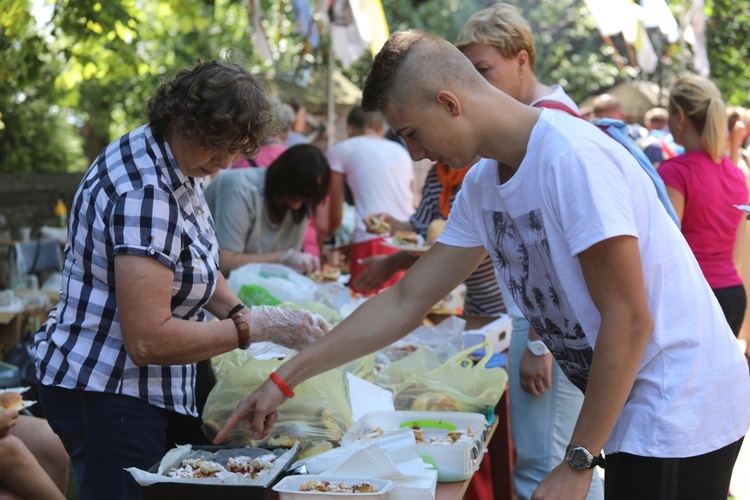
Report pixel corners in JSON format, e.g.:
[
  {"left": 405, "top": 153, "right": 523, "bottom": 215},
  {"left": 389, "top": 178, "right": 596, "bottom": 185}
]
[
  {"left": 340, "top": 353, "right": 376, "bottom": 381},
  {"left": 372, "top": 345, "right": 442, "bottom": 391},
  {"left": 389, "top": 342, "right": 507, "bottom": 414},
  {"left": 201, "top": 355, "right": 353, "bottom": 454}
]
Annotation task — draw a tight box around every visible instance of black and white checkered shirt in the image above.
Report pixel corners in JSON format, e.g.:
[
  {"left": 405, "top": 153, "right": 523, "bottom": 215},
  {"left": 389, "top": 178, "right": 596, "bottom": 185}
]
[{"left": 34, "top": 124, "right": 219, "bottom": 416}]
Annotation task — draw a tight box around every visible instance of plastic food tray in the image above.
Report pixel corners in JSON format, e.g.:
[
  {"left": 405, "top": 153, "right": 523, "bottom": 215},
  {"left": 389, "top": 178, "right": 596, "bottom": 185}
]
[
  {"left": 139, "top": 446, "right": 294, "bottom": 500},
  {"left": 273, "top": 475, "right": 394, "bottom": 499},
  {"left": 341, "top": 411, "right": 489, "bottom": 482}
]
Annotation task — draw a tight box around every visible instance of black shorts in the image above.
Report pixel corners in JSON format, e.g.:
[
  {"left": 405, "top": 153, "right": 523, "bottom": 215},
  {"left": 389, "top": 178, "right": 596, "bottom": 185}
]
[{"left": 605, "top": 438, "right": 744, "bottom": 500}]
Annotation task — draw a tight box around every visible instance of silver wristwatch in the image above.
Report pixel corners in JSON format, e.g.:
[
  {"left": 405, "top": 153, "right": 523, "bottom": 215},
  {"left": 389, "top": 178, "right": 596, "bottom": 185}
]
[
  {"left": 527, "top": 339, "right": 550, "bottom": 356},
  {"left": 565, "top": 445, "right": 606, "bottom": 470}
]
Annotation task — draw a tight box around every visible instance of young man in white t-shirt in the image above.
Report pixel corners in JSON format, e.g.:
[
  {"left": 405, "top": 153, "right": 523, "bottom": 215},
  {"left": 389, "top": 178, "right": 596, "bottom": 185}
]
[
  {"left": 455, "top": 6, "right": 602, "bottom": 499},
  {"left": 215, "top": 31, "right": 750, "bottom": 500}
]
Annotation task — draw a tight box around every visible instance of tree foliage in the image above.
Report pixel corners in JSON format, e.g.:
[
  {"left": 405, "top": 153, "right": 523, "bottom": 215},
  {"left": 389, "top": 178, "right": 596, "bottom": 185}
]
[
  {"left": 706, "top": 0, "right": 750, "bottom": 106},
  {"left": 0, "top": 0, "right": 747, "bottom": 173}
]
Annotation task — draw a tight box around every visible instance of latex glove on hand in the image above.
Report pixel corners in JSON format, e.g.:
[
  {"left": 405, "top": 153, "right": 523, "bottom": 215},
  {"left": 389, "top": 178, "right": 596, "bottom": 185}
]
[
  {"left": 250, "top": 305, "right": 330, "bottom": 351},
  {"left": 280, "top": 249, "right": 320, "bottom": 276}
]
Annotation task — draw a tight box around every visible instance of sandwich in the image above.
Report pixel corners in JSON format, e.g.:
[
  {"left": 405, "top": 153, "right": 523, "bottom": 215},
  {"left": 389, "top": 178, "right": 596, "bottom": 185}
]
[
  {"left": 320, "top": 265, "right": 341, "bottom": 282},
  {"left": 393, "top": 231, "right": 419, "bottom": 246},
  {"left": 0, "top": 392, "right": 24, "bottom": 412},
  {"left": 368, "top": 217, "right": 391, "bottom": 235},
  {"left": 310, "top": 265, "right": 341, "bottom": 283}
]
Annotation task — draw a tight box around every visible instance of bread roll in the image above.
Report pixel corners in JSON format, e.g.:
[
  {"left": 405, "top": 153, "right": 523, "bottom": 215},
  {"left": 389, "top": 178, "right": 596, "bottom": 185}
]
[
  {"left": 0, "top": 392, "right": 24, "bottom": 411},
  {"left": 394, "top": 231, "right": 419, "bottom": 246},
  {"left": 368, "top": 217, "right": 391, "bottom": 235},
  {"left": 426, "top": 219, "right": 447, "bottom": 244}
]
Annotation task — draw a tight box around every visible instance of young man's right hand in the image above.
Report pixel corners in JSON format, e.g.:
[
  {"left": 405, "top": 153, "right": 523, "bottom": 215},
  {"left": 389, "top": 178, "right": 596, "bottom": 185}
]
[{"left": 213, "top": 377, "right": 284, "bottom": 444}]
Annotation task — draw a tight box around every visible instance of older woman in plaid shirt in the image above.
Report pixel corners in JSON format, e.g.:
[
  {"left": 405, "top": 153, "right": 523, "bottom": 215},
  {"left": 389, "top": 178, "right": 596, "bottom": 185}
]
[{"left": 33, "top": 60, "right": 328, "bottom": 499}]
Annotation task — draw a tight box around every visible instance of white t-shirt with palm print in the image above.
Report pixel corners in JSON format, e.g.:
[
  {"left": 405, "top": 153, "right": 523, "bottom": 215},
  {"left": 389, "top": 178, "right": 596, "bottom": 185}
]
[{"left": 439, "top": 109, "right": 750, "bottom": 457}]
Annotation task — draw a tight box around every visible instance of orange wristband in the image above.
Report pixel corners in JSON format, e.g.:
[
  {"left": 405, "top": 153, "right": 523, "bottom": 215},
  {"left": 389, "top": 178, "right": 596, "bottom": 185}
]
[{"left": 269, "top": 372, "right": 295, "bottom": 398}]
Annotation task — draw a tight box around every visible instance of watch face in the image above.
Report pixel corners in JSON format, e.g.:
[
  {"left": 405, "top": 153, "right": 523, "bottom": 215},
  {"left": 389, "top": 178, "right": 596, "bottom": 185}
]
[
  {"left": 530, "top": 343, "right": 545, "bottom": 355},
  {"left": 528, "top": 340, "right": 548, "bottom": 356},
  {"left": 566, "top": 447, "right": 593, "bottom": 470}
]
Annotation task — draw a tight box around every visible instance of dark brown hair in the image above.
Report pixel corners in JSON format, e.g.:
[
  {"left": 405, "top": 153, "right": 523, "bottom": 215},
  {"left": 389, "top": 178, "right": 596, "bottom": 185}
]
[
  {"left": 265, "top": 144, "right": 331, "bottom": 224},
  {"left": 346, "top": 106, "right": 384, "bottom": 133},
  {"left": 362, "top": 30, "right": 429, "bottom": 112},
  {"left": 148, "top": 60, "right": 272, "bottom": 157}
]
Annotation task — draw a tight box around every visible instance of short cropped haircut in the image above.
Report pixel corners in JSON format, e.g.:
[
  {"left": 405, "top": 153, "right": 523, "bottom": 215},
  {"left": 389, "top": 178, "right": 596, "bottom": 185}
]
[
  {"left": 669, "top": 75, "right": 727, "bottom": 163},
  {"left": 148, "top": 60, "right": 272, "bottom": 158},
  {"left": 347, "top": 106, "right": 385, "bottom": 134},
  {"left": 592, "top": 94, "right": 622, "bottom": 117},
  {"left": 362, "top": 30, "right": 485, "bottom": 113},
  {"left": 455, "top": 3, "right": 536, "bottom": 69},
  {"left": 265, "top": 144, "right": 331, "bottom": 224},
  {"left": 644, "top": 107, "right": 669, "bottom": 127}
]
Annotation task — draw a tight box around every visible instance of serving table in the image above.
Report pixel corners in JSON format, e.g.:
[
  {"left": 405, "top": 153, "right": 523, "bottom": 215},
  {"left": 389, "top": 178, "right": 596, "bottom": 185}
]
[{"left": 261, "top": 313, "right": 517, "bottom": 500}]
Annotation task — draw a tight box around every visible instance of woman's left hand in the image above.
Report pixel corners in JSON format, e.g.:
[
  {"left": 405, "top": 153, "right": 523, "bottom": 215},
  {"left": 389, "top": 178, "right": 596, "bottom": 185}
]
[
  {"left": 250, "top": 306, "right": 329, "bottom": 350},
  {"left": 280, "top": 249, "right": 320, "bottom": 276}
]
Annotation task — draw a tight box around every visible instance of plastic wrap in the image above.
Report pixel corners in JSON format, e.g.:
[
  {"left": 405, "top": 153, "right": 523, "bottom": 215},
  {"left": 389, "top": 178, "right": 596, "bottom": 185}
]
[
  {"left": 202, "top": 356, "right": 353, "bottom": 457},
  {"left": 386, "top": 343, "right": 507, "bottom": 414},
  {"left": 248, "top": 305, "right": 329, "bottom": 351},
  {"left": 227, "top": 264, "right": 317, "bottom": 305}
]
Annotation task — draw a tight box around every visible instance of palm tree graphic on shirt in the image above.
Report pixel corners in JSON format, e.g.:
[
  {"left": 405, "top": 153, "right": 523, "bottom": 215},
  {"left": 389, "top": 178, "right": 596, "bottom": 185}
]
[{"left": 485, "top": 208, "right": 593, "bottom": 393}]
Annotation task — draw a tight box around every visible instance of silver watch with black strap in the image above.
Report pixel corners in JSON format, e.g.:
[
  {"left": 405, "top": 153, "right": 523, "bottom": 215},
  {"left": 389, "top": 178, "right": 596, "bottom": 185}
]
[{"left": 565, "top": 444, "right": 606, "bottom": 470}]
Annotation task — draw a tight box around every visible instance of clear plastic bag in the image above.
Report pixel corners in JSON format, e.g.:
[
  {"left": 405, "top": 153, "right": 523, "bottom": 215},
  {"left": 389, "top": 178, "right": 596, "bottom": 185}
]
[
  {"left": 375, "top": 315, "right": 465, "bottom": 366},
  {"left": 226, "top": 264, "right": 317, "bottom": 305},
  {"left": 202, "top": 356, "right": 353, "bottom": 455},
  {"left": 387, "top": 342, "right": 508, "bottom": 414}
]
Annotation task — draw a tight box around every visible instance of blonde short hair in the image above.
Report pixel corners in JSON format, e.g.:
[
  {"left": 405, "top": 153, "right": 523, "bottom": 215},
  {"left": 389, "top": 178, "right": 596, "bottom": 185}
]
[
  {"left": 591, "top": 94, "right": 623, "bottom": 117},
  {"left": 644, "top": 107, "right": 669, "bottom": 127},
  {"left": 669, "top": 75, "right": 727, "bottom": 163},
  {"left": 455, "top": 3, "right": 536, "bottom": 69}
]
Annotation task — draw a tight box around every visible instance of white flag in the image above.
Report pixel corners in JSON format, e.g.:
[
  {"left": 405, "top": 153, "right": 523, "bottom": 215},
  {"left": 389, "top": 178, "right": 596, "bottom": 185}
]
[
  {"left": 584, "top": 0, "right": 658, "bottom": 74},
  {"left": 638, "top": 0, "right": 679, "bottom": 43},
  {"left": 684, "top": 0, "right": 710, "bottom": 77},
  {"left": 583, "top": 0, "right": 637, "bottom": 37},
  {"left": 328, "top": 0, "right": 390, "bottom": 67}
]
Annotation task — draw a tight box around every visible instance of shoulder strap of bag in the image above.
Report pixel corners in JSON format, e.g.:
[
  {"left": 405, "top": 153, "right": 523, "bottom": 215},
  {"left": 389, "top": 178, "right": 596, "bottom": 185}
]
[{"left": 532, "top": 99, "right": 584, "bottom": 119}]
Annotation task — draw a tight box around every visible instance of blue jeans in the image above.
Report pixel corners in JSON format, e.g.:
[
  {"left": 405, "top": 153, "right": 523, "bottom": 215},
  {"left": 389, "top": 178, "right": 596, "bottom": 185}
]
[
  {"left": 508, "top": 317, "right": 604, "bottom": 500},
  {"left": 38, "top": 384, "right": 171, "bottom": 500}
]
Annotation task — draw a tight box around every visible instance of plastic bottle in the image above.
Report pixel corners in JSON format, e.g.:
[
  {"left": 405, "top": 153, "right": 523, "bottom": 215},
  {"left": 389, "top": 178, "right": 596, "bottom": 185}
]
[{"left": 54, "top": 197, "right": 68, "bottom": 228}]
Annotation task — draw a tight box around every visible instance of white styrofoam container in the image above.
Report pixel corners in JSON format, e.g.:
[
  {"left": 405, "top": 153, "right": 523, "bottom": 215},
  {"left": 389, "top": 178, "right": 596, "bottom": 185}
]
[
  {"left": 340, "top": 411, "right": 488, "bottom": 482},
  {"left": 272, "top": 475, "right": 394, "bottom": 499},
  {"left": 462, "top": 313, "right": 513, "bottom": 353}
]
